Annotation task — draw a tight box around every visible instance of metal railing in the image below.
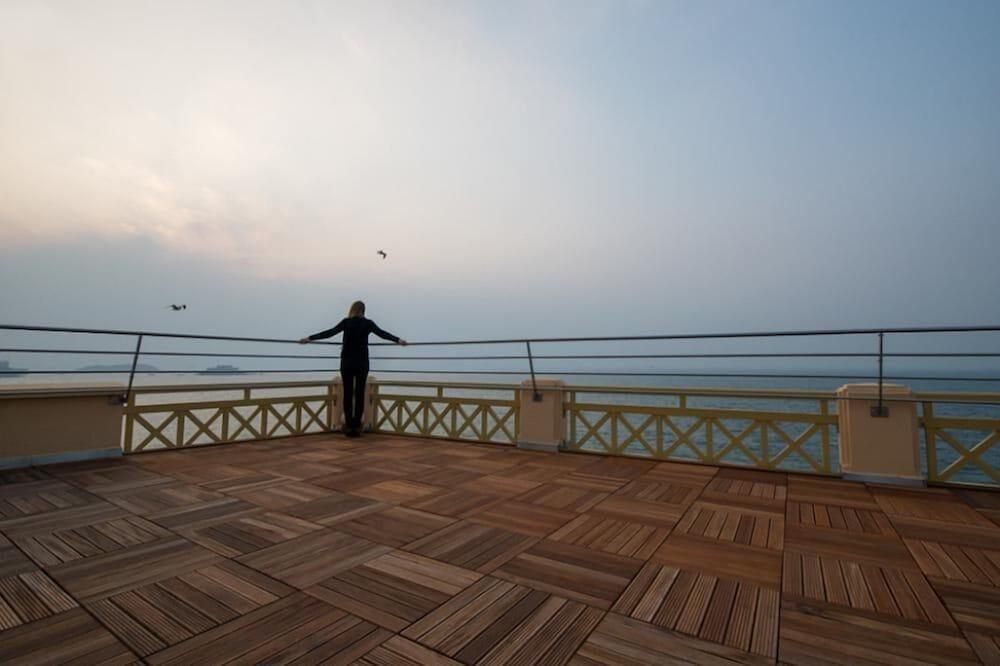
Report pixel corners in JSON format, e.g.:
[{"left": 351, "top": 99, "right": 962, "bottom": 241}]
[{"left": 3, "top": 322, "right": 1000, "bottom": 486}]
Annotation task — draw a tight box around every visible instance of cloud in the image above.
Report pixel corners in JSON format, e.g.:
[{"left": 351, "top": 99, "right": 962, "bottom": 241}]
[{"left": 0, "top": 1, "right": 616, "bottom": 283}]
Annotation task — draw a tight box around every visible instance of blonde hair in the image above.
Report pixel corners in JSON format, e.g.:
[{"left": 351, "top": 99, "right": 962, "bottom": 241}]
[{"left": 347, "top": 300, "right": 366, "bottom": 318}]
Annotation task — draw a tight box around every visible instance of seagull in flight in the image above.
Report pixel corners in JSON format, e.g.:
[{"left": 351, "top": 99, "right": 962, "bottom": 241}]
[
  {"left": 166, "top": 304, "right": 187, "bottom": 311},
  {"left": 377, "top": 250, "right": 387, "bottom": 260}
]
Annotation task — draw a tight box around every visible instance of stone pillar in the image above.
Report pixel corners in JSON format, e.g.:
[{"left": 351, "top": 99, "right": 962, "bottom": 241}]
[
  {"left": 836, "top": 383, "right": 923, "bottom": 486},
  {"left": 517, "top": 379, "right": 565, "bottom": 452},
  {"left": 0, "top": 385, "right": 124, "bottom": 468},
  {"left": 331, "top": 375, "right": 377, "bottom": 432}
]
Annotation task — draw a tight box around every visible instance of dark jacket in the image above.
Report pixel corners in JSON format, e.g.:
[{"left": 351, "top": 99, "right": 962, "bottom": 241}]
[{"left": 308, "top": 317, "right": 400, "bottom": 370}]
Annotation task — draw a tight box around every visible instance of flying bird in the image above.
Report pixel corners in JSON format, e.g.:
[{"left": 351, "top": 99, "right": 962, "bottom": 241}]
[
  {"left": 377, "top": 250, "right": 387, "bottom": 260},
  {"left": 166, "top": 304, "right": 187, "bottom": 311}
]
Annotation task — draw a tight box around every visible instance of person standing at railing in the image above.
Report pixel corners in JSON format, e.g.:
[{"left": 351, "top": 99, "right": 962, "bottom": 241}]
[{"left": 299, "top": 301, "right": 407, "bottom": 437}]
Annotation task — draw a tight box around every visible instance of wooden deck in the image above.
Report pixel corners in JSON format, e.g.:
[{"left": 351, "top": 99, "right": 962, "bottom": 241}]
[{"left": 1, "top": 434, "right": 999, "bottom": 664}]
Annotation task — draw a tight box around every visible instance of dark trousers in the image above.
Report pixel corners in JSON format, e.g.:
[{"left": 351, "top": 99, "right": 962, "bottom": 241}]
[{"left": 341, "top": 367, "right": 369, "bottom": 430}]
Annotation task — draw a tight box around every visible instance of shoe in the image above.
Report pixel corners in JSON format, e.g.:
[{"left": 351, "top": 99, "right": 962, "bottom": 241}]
[{"left": 345, "top": 428, "right": 360, "bottom": 438}]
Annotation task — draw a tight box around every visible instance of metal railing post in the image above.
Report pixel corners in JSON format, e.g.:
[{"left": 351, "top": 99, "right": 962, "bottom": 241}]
[
  {"left": 525, "top": 341, "right": 541, "bottom": 401},
  {"left": 120, "top": 334, "right": 143, "bottom": 405},
  {"left": 871, "top": 331, "right": 889, "bottom": 417}
]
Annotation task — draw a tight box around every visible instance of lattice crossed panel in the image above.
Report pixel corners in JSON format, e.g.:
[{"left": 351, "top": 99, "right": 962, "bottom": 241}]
[
  {"left": 126, "top": 398, "right": 330, "bottom": 452},
  {"left": 930, "top": 428, "right": 1000, "bottom": 484},
  {"left": 374, "top": 397, "right": 517, "bottom": 444},
  {"left": 570, "top": 409, "right": 830, "bottom": 473}
]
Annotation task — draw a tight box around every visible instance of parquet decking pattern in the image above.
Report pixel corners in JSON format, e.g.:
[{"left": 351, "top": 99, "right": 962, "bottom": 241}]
[{"left": 0, "top": 434, "right": 998, "bottom": 664}]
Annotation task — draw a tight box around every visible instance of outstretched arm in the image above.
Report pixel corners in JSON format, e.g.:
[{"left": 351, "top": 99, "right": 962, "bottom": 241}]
[
  {"left": 371, "top": 322, "right": 407, "bottom": 345},
  {"left": 299, "top": 319, "right": 346, "bottom": 344}
]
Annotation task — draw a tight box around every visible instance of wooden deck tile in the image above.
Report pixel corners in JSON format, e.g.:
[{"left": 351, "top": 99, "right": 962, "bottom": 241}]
[
  {"left": 572, "top": 611, "right": 771, "bottom": 665},
  {"left": 404, "top": 520, "right": 538, "bottom": 573},
  {"left": 412, "top": 467, "right": 484, "bottom": 488},
  {"left": 247, "top": 460, "right": 345, "bottom": 480},
  {"left": 787, "top": 500, "right": 896, "bottom": 536},
  {"left": 578, "top": 456, "right": 656, "bottom": 481},
  {"left": 310, "top": 468, "right": 400, "bottom": 492},
  {"left": 932, "top": 577, "right": 1000, "bottom": 634},
  {"left": 784, "top": 522, "right": 918, "bottom": 570},
  {"left": 307, "top": 550, "right": 481, "bottom": 631},
  {"left": 353, "top": 480, "right": 443, "bottom": 504},
  {"left": 495, "top": 539, "right": 641, "bottom": 609},
  {"left": 904, "top": 536, "right": 1000, "bottom": 586},
  {"left": 15, "top": 514, "right": 172, "bottom": 566},
  {"left": 491, "top": 463, "right": 568, "bottom": 483},
  {"left": 103, "top": 483, "right": 229, "bottom": 515},
  {"left": 872, "top": 486, "right": 997, "bottom": 526},
  {"left": 147, "top": 497, "right": 258, "bottom": 531},
  {"left": 590, "top": 495, "right": 686, "bottom": 529},
  {"left": 288, "top": 448, "right": 360, "bottom": 464},
  {"left": 783, "top": 551, "right": 954, "bottom": 626},
  {"left": 0, "top": 607, "right": 136, "bottom": 665},
  {"left": 402, "top": 576, "right": 603, "bottom": 664},
  {"left": 87, "top": 560, "right": 292, "bottom": 656},
  {"left": 458, "top": 474, "right": 542, "bottom": 496},
  {"left": 615, "top": 478, "right": 703, "bottom": 506},
  {"left": 653, "top": 535, "right": 782, "bottom": 588},
  {"left": 0, "top": 570, "right": 77, "bottom": 630},
  {"left": 365, "top": 459, "right": 438, "bottom": 477},
  {"left": 779, "top": 597, "right": 979, "bottom": 665},
  {"left": 200, "top": 471, "right": 288, "bottom": 494},
  {"left": 47, "top": 537, "right": 220, "bottom": 602},
  {"left": 0, "top": 479, "right": 100, "bottom": 520},
  {"left": 355, "top": 634, "right": 462, "bottom": 665},
  {"left": 0, "top": 533, "right": 35, "bottom": 577},
  {"left": 552, "top": 471, "right": 628, "bottom": 493},
  {"left": 181, "top": 510, "right": 324, "bottom": 557},
  {"left": 786, "top": 474, "right": 879, "bottom": 509},
  {"left": 165, "top": 463, "right": 260, "bottom": 486},
  {"left": 53, "top": 462, "right": 174, "bottom": 494},
  {"left": 227, "top": 480, "right": 333, "bottom": 509},
  {"left": 644, "top": 460, "right": 718, "bottom": 485},
  {"left": 446, "top": 456, "right": 520, "bottom": 475},
  {"left": 514, "top": 483, "right": 609, "bottom": 513},
  {"left": 0, "top": 500, "right": 128, "bottom": 538},
  {"left": 237, "top": 529, "right": 391, "bottom": 588},
  {"left": 470, "top": 500, "right": 576, "bottom": 537},
  {"left": 955, "top": 488, "right": 1000, "bottom": 527},
  {"left": 333, "top": 506, "right": 455, "bottom": 548},
  {"left": 146, "top": 592, "right": 390, "bottom": 665},
  {"left": 406, "top": 488, "right": 505, "bottom": 518},
  {"left": 932, "top": 579, "right": 1000, "bottom": 663},
  {"left": 282, "top": 491, "right": 385, "bottom": 525},
  {"left": 701, "top": 473, "right": 786, "bottom": 512},
  {"left": 675, "top": 503, "right": 784, "bottom": 550},
  {"left": 613, "top": 561, "right": 778, "bottom": 658},
  {"left": 549, "top": 514, "right": 670, "bottom": 559}
]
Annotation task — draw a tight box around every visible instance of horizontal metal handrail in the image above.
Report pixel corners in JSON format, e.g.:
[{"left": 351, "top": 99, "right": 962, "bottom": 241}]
[
  {"left": 5, "top": 347, "right": 1000, "bottom": 360},
  {"left": 4, "top": 322, "right": 1000, "bottom": 415},
  {"left": 4, "top": 322, "right": 1000, "bottom": 345}
]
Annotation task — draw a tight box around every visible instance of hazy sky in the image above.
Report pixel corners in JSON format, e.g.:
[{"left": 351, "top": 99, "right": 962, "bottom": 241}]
[{"left": 2, "top": 0, "right": 999, "bottom": 344}]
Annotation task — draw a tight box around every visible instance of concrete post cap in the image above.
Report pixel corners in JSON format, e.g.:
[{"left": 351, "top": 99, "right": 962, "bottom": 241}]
[
  {"left": 519, "top": 378, "right": 566, "bottom": 388},
  {"left": 836, "top": 383, "right": 913, "bottom": 397}
]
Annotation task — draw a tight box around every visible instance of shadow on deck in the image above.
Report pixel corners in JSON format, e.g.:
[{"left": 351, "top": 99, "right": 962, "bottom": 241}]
[{"left": 1, "top": 433, "right": 999, "bottom": 664}]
